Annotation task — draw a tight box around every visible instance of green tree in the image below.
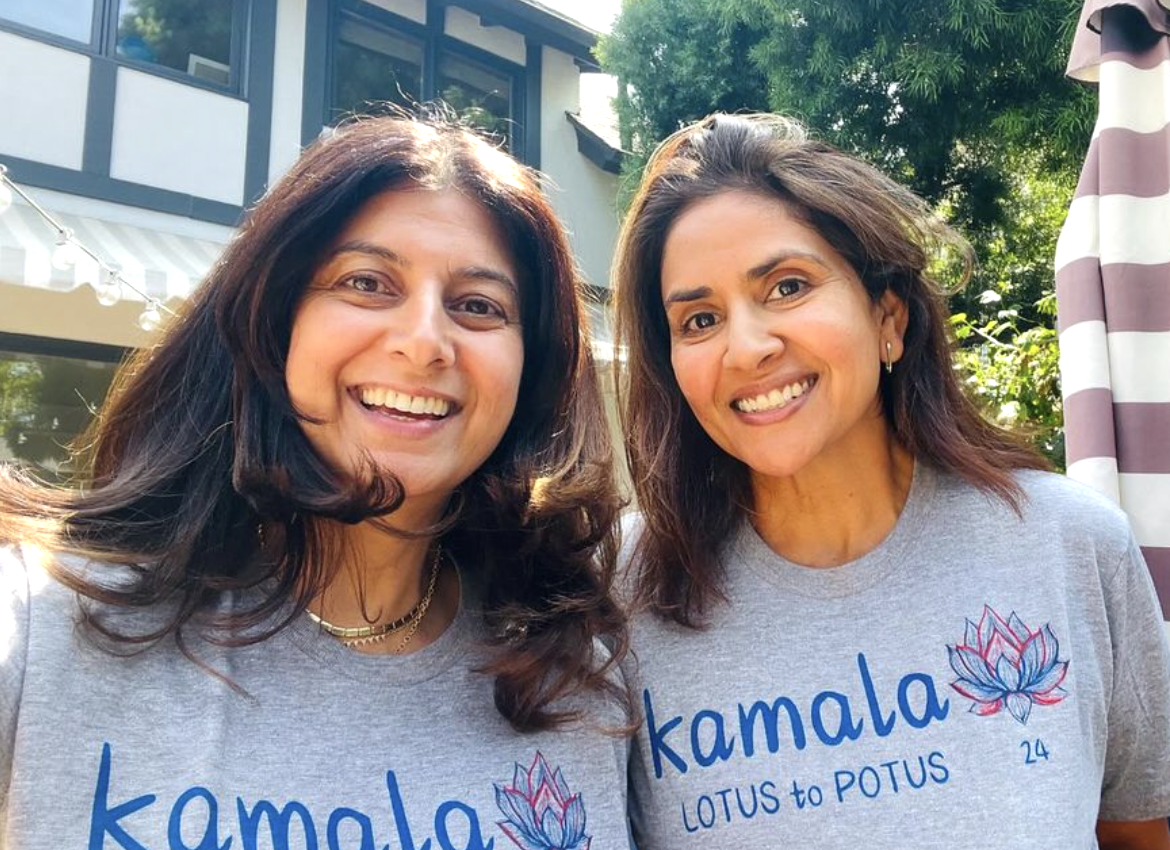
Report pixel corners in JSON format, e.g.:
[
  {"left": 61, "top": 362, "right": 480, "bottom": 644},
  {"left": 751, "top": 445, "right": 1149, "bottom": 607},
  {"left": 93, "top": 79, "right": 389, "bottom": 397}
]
[
  {"left": 599, "top": 0, "right": 1090, "bottom": 465},
  {"left": 0, "top": 354, "right": 117, "bottom": 480}
]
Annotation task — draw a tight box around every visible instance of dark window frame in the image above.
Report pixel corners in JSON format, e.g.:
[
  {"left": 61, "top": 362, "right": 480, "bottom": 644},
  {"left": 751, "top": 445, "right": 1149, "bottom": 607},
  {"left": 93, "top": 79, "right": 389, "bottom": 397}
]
[
  {"left": 0, "top": 0, "right": 251, "bottom": 99},
  {"left": 0, "top": 332, "right": 130, "bottom": 365},
  {"left": 326, "top": 0, "right": 527, "bottom": 160}
]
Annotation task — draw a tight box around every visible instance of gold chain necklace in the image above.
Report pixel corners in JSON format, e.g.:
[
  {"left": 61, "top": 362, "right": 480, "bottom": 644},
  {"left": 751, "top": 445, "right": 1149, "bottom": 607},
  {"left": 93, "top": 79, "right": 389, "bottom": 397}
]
[{"left": 308, "top": 546, "right": 442, "bottom": 652}]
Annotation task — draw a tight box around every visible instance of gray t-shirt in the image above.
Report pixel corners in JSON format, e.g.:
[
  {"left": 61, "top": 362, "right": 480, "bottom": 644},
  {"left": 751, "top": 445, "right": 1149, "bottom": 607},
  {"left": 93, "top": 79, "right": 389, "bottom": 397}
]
[
  {"left": 623, "top": 466, "right": 1170, "bottom": 849},
  {"left": 0, "top": 546, "right": 629, "bottom": 850}
]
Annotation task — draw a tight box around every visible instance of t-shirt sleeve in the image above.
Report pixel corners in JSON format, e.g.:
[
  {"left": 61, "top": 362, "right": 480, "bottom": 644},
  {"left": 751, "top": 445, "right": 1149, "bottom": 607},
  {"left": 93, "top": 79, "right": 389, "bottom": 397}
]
[
  {"left": 1098, "top": 537, "right": 1170, "bottom": 820},
  {"left": 0, "top": 545, "right": 31, "bottom": 828}
]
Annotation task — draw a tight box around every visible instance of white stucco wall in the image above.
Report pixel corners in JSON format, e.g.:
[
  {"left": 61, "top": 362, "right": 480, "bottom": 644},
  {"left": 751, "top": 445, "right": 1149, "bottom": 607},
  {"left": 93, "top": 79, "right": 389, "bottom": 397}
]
[
  {"left": 268, "top": 0, "right": 308, "bottom": 184},
  {"left": 109, "top": 68, "right": 249, "bottom": 205},
  {"left": 539, "top": 48, "right": 621, "bottom": 291},
  {"left": 0, "top": 32, "right": 88, "bottom": 170},
  {"left": 444, "top": 7, "right": 527, "bottom": 65},
  {"left": 365, "top": 0, "right": 426, "bottom": 24}
]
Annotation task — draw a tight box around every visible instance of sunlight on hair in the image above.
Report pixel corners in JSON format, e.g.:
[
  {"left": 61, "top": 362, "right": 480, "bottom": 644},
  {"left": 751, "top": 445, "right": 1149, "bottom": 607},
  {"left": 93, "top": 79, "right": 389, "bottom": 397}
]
[{"left": 0, "top": 545, "right": 49, "bottom": 665}]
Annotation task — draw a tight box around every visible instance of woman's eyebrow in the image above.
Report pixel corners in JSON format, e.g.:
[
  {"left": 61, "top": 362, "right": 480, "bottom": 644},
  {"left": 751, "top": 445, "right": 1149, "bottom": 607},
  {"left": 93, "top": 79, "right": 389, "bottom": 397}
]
[
  {"left": 455, "top": 266, "right": 518, "bottom": 296},
  {"left": 327, "top": 241, "right": 409, "bottom": 266},
  {"left": 664, "top": 285, "right": 713, "bottom": 307},
  {"left": 746, "top": 249, "right": 830, "bottom": 280}
]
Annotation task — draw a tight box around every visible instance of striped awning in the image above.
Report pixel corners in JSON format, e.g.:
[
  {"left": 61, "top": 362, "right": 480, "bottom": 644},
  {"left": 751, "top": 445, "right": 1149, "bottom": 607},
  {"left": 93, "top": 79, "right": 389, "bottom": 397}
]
[
  {"left": 1057, "top": 0, "right": 1170, "bottom": 616},
  {"left": 0, "top": 201, "right": 225, "bottom": 303}
]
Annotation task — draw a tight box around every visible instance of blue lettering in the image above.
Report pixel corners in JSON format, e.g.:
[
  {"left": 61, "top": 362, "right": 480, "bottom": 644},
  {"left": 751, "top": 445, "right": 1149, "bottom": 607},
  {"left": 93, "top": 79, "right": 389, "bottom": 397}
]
[
  {"left": 858, "top": 767, "right": 881, "bottom": 798},
  {"left": 644, "top": 689, "right": 688, "bottom": 778},
  {"left": 878, "top": 761, "right": 902, "bottom": 794},
  {"left": 326, "top": 808, "right": 374, "bottom": 850},
  {"left": 734, "top": 785, "right": 758, "bottom": 819},
  {"left": 434, "top": 800, "right": 493, "bottom": 850},
  {"left": 89, "top": 742, "right": 156, "bottom": 850},
  {"left": 681, "top": 803, "right": 700, "bottom": 834},
  {"left": 737, "top": 698, "right": 806, "bottom": 755},
  {"left": 897, "top": 673, "right": 950, "bottom": 728},
  {"left": 168, "top": 787, "right": 229, "bottom": 850},
  {"left": 927, "top": 750, "right": 950, "bottom": 783},
  {"left": 833, "top": 770, "right": 856, "bottom": 803},
  {"left": 810, "top": 691, "right": 863, "bottom": 746},
  {"left": 386, "top": 771, "right": 432, "bottom": 850},
  {"left": 901, "top": 755, "right": 928, "bottom": 790},
  {"left": 713, "top": 788, "right": 733, "bottom": 822},
  {"left": 857, "top": 653, "right": 897, "bottom": 736},
  {"left": 690, "top": 710, "right": 735, "bottom": 768},
  {"left": 237, "top": 799, "right": 317, "bottom": 850},
  {"left": 758, "top": 781, "right": 781, "bottom": 815},
  {"left": 695, "top": 796, "right": 716, "bottom": 829}
]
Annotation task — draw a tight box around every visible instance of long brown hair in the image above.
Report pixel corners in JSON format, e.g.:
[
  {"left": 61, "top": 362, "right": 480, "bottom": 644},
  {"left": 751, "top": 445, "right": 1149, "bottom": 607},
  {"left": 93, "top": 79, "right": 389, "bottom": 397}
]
[
  {"left": 613, "top": 113, "right": 1046, "bottom": 627},
  {"left": 0, "top": 115, "right": 626, "bottom": 731}
]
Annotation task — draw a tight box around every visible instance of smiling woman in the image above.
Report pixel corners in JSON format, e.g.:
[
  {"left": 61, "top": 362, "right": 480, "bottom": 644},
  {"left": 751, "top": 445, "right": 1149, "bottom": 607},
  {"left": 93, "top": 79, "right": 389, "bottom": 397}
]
[
  {"left": 0, "top": 116, "right": 632, "bottom": 849},
  {"left": 613, "top": 113, "right": 1170, "bottom": 850}
]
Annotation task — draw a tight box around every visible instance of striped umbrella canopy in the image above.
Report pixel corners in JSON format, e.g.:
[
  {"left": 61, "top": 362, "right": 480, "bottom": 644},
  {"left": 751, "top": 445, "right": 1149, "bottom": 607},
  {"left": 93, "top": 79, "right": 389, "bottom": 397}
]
[{"left": 1056, "top": 0, "right": 1170, "bottom": 617}]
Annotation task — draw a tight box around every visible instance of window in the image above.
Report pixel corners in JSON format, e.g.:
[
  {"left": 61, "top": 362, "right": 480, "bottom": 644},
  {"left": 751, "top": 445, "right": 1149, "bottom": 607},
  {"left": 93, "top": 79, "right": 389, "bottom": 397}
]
[
  {"left": 2, "top": 0, "right": 95, "bottom": 43},
  {"left": 437, "top": 52, "right": 513, "bottom": 148},
  {"left": 0, "top": 347, "right": 120, "bottom": 483},
  {"left": 327, "top": 1, "right": 524, "bottom": 157},
  {"left": 115, "top": 0, "right": 236, "bottom": 86},
  {"left": 0, "top": 0, "right": 245, "bottom": 92},
  {"left": 332, "top": 13, "right": 424, "bottom": 121}
]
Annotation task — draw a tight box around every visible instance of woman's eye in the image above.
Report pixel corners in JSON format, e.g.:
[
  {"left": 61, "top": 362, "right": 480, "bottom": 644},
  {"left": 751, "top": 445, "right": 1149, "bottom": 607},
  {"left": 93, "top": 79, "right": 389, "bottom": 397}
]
[
  {"left": 453, "top": 296, "right": 509, "bottom": 324},
  {"left": 769, "top": 277, "right": 807, "bottom": 300},
  {"left": 681, "top": 311, "right": 718, "bottom": 333},
  {"left": 340, "top": 274, "right": 386, "bottom": 294}
]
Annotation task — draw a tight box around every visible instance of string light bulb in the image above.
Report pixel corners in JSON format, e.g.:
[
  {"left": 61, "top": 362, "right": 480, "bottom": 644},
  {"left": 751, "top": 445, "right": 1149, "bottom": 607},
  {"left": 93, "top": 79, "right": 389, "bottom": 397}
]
[
  {"left": 1, "top": 162, "right": 177, "bottom": 330},
  {"left": 51, "top": 231, "right": 78, "bottom": 270},
  {"left": 138, "top": 302, "right": 162, "bottom": 332},
  {"left": 95, "top": 267, "right": 121, "bottom": 307}
]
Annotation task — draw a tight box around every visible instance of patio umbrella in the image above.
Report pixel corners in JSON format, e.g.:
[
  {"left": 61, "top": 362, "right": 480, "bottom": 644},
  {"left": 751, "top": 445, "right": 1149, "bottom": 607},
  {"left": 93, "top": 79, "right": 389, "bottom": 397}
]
[{"left": 1056, "top": 0, "right": 1170, "bottom": 617}]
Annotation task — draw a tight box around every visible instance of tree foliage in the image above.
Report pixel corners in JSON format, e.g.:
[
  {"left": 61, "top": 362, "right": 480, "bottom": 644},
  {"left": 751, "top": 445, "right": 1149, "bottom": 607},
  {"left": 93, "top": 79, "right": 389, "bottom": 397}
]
[{"left": 599, "top": 0, "right": 1091, "bottom": 465}]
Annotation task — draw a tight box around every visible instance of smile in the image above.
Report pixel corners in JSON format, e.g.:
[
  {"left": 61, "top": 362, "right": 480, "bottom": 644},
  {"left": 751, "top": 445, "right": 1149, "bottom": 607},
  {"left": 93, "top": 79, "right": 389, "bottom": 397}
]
[
  {"left": 356, "top": 386, "right": 454, "bottom": 419},
  {"left": 732, "top": 376, "right": 818, "bottom": 413}
]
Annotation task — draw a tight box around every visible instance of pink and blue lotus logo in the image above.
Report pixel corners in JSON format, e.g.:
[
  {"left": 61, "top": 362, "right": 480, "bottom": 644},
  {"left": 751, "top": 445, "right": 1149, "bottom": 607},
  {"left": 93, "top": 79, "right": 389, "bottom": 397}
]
[
  {"left": 495, "top": 753, "right": 591, "bottom": 850},
  {"left": 947, "top": 605, "right": 1069, "bottom": 725}
]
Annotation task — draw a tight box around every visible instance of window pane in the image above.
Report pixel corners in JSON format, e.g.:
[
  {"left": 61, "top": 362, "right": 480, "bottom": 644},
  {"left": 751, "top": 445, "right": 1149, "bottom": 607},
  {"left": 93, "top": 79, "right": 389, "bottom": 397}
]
[
  {"left": 437, "top": 53, "right": 513, "bottom": 150},
  {"left": 0, "top": 350, "right": 119, "bottom": 483},
  {"left": 2, "top": 0, "right": 94, "bottom": 43},
  {"left": 331, "top": 15, "right": 423, "bottom": 121},
  {"left": 115, "top": 0, "right": 234, "bottom": 86}
]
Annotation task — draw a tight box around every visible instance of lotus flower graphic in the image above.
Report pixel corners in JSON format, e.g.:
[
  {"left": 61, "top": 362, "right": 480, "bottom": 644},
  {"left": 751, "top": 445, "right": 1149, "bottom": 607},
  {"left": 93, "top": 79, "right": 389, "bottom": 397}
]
[
  {"left": 495, "top": 752, "right": 591, "bottom": 850},
  {"left": 947, "top": 605, "right": 1069, "bottom": 725}
]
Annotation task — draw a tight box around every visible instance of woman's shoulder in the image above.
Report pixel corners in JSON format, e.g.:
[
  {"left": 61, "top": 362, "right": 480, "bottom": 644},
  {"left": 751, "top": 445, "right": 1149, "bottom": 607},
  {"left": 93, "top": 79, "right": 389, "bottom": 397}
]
[
  {"left": 934, "top": 466, "right": 1136, "bottom": 566},
  {"left": 0, "top": 541, "right": 78, "bottom": 615}
]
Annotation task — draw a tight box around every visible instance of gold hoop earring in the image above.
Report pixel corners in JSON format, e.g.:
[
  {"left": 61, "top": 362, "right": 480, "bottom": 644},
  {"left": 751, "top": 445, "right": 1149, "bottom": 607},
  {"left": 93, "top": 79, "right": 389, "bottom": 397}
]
[{"left": 885, "top": 340, "right": 894, "bottom": 375}]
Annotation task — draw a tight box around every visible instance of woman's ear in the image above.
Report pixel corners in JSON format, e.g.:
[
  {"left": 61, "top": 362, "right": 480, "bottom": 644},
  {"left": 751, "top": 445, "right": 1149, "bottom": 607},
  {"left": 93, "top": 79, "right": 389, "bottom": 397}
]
[{"left": 878, "top": 289, "right": 910, "bottom": 365}]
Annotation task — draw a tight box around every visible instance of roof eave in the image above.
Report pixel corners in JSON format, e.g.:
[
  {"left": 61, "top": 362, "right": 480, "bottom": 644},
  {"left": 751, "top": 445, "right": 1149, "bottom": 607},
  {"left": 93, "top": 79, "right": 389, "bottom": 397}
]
[
  {"left": 450, "top": 0, "right": 601, "bottom": 68},
  {"left": 565, "top": 111, "right": 628, "bottom": 175}
]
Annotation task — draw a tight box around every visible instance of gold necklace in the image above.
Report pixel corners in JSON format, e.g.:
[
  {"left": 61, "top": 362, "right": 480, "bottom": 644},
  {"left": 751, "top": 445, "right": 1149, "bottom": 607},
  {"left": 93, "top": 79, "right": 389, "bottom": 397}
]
[
  {"left": 344, "top": 560, "right": 439, "bottom": 652},
  {"left": 308, "top": 546, "right": 441, "bottom": 648}
]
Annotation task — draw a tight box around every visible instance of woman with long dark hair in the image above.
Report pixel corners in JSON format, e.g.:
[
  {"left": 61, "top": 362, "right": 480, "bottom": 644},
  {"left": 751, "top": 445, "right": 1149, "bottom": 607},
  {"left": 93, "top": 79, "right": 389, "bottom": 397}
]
[
  {"left": 614, "top": 113, "right": 1170, "bottom": 849},
  {"left": 0, "top": 116, "right": 629, "bottom": 849}
]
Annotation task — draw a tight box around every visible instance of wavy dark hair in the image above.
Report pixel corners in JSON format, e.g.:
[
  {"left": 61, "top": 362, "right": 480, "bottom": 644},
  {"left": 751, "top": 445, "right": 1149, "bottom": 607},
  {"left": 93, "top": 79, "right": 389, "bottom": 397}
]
[
  {"left": 0, "top": 115, "right": 626, "bottom": 731},
  {"left": 613, "top": 113, "right": 1047, "bottom": 627}
]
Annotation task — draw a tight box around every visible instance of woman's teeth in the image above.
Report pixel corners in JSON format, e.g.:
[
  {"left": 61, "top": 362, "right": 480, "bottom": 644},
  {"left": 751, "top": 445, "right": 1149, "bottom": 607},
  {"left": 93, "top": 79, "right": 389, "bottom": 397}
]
[
  {"left": 359, "top": 387, "right": 451, "bottom": 417},
  {"left": 734, "top": 377, "right": 816, "bottom": 413}
]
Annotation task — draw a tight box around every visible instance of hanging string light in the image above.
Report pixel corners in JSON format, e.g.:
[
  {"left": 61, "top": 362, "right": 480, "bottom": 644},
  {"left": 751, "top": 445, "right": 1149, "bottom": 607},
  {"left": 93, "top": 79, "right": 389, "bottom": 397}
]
[
  {"left": 0, "top": 163, "right": 175, "bottom": 330},
  {"left": 0, "top": 174, "right": 12, "bottom": 215}
]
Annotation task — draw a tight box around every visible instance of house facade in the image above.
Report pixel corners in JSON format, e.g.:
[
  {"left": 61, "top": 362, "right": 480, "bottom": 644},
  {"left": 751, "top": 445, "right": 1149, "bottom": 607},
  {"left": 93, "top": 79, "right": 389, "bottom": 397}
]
[{"left": 0, "top": 0, "right": 625, "bottom": 478}]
